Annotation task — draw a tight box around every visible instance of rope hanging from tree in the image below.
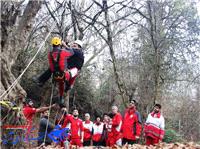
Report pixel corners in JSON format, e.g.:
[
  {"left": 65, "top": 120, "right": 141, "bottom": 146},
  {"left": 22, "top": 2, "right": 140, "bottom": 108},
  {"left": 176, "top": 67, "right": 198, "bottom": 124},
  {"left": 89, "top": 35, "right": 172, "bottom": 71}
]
[{"left": 0, "top": 23, "right": 56, "bottom": 100}]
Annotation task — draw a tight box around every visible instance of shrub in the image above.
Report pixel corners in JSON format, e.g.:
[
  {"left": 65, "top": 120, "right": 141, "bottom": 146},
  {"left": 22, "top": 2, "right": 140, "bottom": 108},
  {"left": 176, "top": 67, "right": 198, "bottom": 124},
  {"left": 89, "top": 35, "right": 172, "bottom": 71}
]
[{"left": 163, "top": 129, "right": 183, "bottom": 143}]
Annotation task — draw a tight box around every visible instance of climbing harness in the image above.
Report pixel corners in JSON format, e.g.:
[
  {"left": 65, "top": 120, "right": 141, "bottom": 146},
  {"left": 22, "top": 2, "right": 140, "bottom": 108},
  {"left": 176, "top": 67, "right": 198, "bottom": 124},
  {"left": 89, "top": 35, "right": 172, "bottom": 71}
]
[{"left": 50, "top": 50, "right": 65, "bottom": 82}]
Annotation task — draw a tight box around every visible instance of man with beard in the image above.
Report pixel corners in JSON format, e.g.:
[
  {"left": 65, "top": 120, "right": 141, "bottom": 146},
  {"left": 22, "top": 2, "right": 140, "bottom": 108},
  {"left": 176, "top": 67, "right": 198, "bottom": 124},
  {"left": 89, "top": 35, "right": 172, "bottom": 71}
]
[
  {"left": 122, "top": 100, "right": 142, "bottom": 145},
  {"left": 144, "top": 104, "right": 165, "bottom": 145},
  {"left": 62, "top": 108, "right": 84, "bottom": 147}
]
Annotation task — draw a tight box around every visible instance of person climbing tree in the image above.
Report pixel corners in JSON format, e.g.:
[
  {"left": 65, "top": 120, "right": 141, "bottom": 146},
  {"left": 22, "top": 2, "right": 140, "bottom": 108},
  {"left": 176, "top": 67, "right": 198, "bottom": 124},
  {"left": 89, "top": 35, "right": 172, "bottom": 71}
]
[
  {"left": 48, "top": 37, "right": 74, "bottom": 103},
  {"left": 33, "top": 38, "right": 84, "bottom": 104},
  {"left": 61, "top": 40, "right": 84, "bottom": 91}
]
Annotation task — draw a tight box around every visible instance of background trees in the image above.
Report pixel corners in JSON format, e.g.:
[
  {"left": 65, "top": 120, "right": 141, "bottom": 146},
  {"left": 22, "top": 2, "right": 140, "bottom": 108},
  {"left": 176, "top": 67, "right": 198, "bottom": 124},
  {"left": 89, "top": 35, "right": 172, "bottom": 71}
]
[{"left": 1, "top": 0, "right": 200, "bottom": 144}]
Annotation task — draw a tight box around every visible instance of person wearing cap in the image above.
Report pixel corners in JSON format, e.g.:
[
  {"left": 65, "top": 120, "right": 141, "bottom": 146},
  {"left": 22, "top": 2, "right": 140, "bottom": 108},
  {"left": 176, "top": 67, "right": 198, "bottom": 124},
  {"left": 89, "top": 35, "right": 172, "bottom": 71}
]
[
  {"left": 122, "top": 100, "right": 142, "bottom": 145},
  {"left": 110, "top": 106, "right": 123, "bottom": 146},
  {"left": 144, "top": 104, "right": 165, "bottom": 145},
  {"left": 22, "top": 98, "right": 56, "bottom": 141},
  {"left": 83, "top": 113, "right": 93, "bottom": 146}
]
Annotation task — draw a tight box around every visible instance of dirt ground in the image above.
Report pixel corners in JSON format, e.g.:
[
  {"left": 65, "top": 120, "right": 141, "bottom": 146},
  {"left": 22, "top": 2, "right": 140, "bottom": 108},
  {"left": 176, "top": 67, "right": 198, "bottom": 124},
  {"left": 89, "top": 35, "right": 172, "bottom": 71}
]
[{"left": 35, "top": 142, "right": 200, "bottom": 149}]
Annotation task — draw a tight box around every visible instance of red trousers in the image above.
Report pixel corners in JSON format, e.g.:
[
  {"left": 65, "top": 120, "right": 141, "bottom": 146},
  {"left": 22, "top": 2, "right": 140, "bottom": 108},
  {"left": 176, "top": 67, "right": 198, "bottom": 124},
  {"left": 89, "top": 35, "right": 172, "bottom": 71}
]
[
  {"left": 70, "top": 138, "right": 83, "bottom": 147},
  {"left": 106, "top": 133, "right": 115, "bottom": 147},
  {"left": 59, "top": 68, "right": 78, "bottom": 97},
  {"left": 145, "top": 136, "right": 159, "bottom": 145}
]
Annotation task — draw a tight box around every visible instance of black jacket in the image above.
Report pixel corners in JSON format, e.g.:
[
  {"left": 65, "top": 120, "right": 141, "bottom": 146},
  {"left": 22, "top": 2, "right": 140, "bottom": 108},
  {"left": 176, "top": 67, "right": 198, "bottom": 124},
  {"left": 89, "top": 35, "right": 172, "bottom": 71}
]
[
  {"left": 38, "top": 117, "right": 54, "bottom": 145},
  {"left": 67, "top": 48, "right": 84, "bottom": 70}
]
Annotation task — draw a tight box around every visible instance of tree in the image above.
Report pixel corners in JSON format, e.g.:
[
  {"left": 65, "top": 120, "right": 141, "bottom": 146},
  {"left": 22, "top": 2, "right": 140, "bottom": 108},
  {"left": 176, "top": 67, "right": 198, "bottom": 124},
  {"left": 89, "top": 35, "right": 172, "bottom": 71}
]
[
  {"left": 125, "top": 0, "right": 200, "bottom": 113},
  {"left": 1, "top": 1, "right": 42, "bottom": 99}
]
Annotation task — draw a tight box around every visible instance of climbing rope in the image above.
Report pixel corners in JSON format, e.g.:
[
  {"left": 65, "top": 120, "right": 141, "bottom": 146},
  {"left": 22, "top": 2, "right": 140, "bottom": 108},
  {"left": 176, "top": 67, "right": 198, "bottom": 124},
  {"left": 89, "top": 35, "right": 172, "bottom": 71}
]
[
  {"left": 40, "top": 81, "right": 55, "bottom": 147},
  {"left": 0, "top": 23, "right": 56, "bottom": 100},
  {"left": 57, "top": 112, "right": 65, "bottom": 125}
]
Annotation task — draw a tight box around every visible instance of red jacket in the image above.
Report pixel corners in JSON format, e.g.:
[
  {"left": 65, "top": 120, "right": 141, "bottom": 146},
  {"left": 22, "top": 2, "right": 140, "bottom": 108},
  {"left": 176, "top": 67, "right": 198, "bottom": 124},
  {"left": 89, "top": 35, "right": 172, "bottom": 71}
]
[
  {"left": 144, "top": 112, "right": 165, "bottom": 140},
  {"left": 92, "top": 122, "right": 104, "bottom": 142},
  {"left": 48, "top": 48, "right": 73, "bottom": 72},
  {"left": 122, "top": 108, "right": 142, "bottom": 140},
  {"left": 105, "top": 121, "right": 115, "bottom": 147},
  {"left": 83, "top": 120, "right": 93, "bottom": 141},
  {"left": 23, "top": 106, "right": 37, "bottom": 139},
  {"left": 62, "top": 114, "right": 84, "bottom": 139},
  {"left": 23, "top": 106, "right": 36, "bottom": 129},
  {"left": 112, "top": 112, "right": 122, "bottom": 141}
]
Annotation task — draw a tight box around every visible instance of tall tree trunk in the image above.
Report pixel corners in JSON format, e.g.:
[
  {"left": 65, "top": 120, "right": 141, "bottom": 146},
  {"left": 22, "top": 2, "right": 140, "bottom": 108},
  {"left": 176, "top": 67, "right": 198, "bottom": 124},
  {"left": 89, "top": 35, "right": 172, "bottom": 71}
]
[
  {"left": 103, "top": 2, "right": 129, "bottom": 107},
  {"left": 0, "top": 1, "right": 42, "bottom": 100}
]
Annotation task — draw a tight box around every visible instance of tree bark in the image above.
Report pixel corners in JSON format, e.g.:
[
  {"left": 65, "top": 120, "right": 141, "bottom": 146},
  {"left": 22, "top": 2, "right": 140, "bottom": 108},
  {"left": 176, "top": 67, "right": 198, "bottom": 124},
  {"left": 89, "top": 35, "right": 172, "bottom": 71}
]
[
  {"left": 0, "top": 1, "right": 42, "bottom": 100},
  {"left": 103, "top": 2, "right": 129, "bottom": 107}
]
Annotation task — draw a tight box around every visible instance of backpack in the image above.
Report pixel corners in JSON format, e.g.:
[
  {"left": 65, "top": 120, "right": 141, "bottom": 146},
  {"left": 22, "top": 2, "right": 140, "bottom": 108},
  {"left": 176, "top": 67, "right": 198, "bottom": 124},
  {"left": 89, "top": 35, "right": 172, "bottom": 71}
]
[{"left": 50, "top": 50, "right": 65, "bottom": 81}]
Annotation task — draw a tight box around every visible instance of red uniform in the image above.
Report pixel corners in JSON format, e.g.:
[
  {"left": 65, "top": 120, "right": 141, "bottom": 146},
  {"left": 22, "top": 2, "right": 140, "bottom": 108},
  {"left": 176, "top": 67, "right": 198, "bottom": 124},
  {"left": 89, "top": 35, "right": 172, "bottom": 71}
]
[
  {"left": 105, "top": 121, "right": 115, "bottom": 146},
  {"left": 48, "top": 48, "right": 73, "bottom": 97},
  {"left": 92, "top": 122, "right": 104, "bottom": 142},
  {"left": 22, "top": 106, "right": 37, "bottom": 140},
  {"left": 83, "top": 120, "right": 93, "bottom": 141},
  {"left": 144, "top": 112, "right": 165, "bottom": 145},
  {"left": 62, "top": 114, "right": 84, "bottom": 147},
  {"left": 122, "top": 108, "right": 142, "bottom": 141},
  {"left": 111, "top": 112, "right": 123, "bottom": 145},
  {"left": 48, "top": 49, "right": 73, "bottom": 72}
]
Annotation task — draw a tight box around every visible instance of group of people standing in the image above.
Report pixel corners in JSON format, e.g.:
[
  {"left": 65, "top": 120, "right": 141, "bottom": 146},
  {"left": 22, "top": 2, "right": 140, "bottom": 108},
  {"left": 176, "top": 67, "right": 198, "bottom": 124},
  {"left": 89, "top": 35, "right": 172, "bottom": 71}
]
[
  {"left": 32, "top": 100, "right": 165, "bottom": 148},
  {"left": 22, "top": 37, "right": 165, "bottom": 148}
]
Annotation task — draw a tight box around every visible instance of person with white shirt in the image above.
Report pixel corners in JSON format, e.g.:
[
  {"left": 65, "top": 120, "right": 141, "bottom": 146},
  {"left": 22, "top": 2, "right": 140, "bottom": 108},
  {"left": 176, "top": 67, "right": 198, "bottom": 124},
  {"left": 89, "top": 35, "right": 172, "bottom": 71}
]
[
  {"left": 144, "top": 104, "right": 165, "bottom": 145},
  {"left": 83, "top": 113, "right": 93, "bottom": 146},
  {"left": 92, "top": 116, "right": 104, "bottom": 146}
]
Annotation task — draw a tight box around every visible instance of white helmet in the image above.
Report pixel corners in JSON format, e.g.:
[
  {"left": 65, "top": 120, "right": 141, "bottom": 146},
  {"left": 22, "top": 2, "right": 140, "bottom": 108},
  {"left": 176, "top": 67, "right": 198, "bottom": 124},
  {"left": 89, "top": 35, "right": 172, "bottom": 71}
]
[{"left": 74, "top": 40, "right": 83, "bottom": 48}]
